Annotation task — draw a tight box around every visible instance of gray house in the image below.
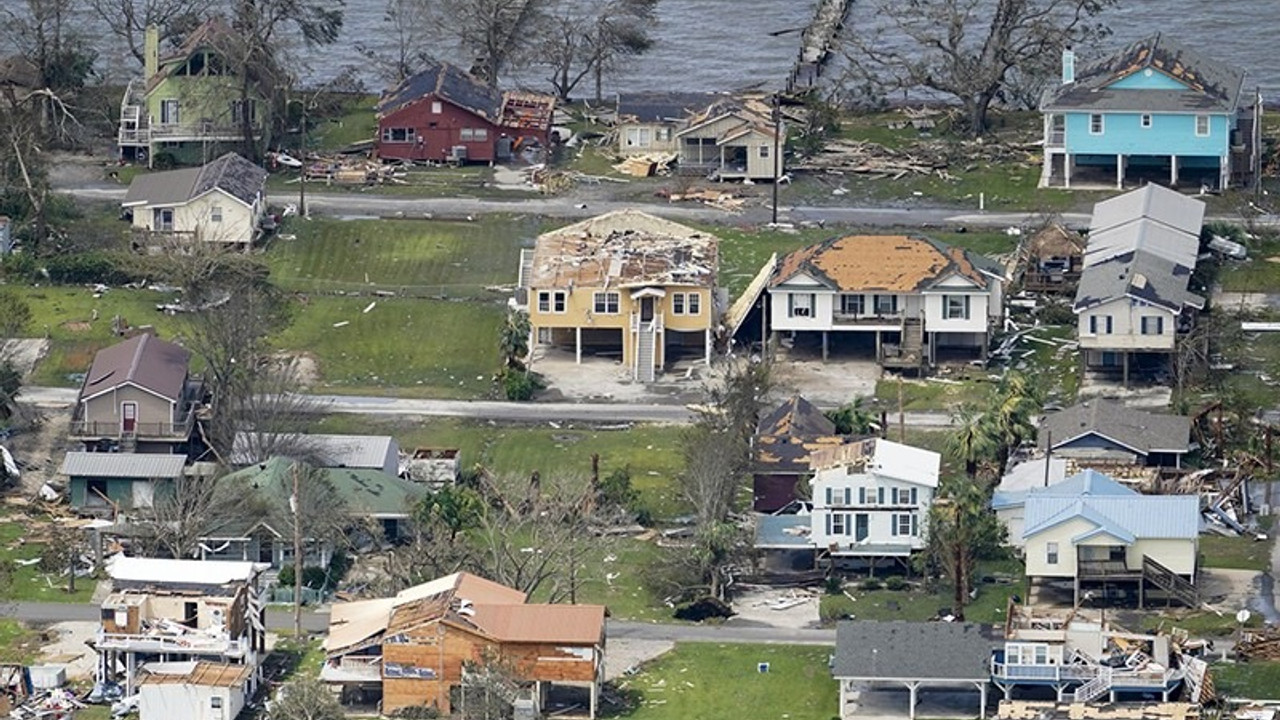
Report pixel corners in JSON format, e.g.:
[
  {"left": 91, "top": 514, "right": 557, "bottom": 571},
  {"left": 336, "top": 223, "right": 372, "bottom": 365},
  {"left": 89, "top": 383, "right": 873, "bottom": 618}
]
[
  {"left": 69, "top": 334, "right": 204, "bottom": 454},
  {"left": 1041, "top": 399, "right": 1192, "bottom": 468}
]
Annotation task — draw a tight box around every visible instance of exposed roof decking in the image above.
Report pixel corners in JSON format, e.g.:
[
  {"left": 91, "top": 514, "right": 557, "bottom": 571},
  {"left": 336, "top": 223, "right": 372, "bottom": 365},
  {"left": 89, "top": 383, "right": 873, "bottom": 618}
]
[
  {"left": 1042, "top": 33, "right": 1247, "bottom": 114},
  {"left": 140, "top": 661, "right": 254, "bottom": 688},
  {"left": 377, "top": 61, "right": 554, "bottom": 130},
  {"left": 528, "top": 210, "right": 719, "bottom": 290},
  {"left": 122, "top": 152, "right": 267, "bottom": 208},
  {"left": 773, "top": 235, "right": 1000, "bottom": 292}
]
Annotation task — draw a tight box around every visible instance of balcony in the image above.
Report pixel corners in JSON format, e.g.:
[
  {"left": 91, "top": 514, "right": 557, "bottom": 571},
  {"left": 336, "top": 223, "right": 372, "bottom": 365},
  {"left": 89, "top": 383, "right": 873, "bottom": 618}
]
[
  {"left": 1078, "top": 557, "right": 1142, "bottom": 580},
  {"left": 1046, "top": 131, "right": 1065, "bottom": 148},
  {"left": 69, "top": 380, "right": 203, "bottom": 442},
  {"left": 97, "top": 630, "right": 246, "bottom": 656},
  {"left": 833, "top": 312, "right": 902, "bottom": 327}
]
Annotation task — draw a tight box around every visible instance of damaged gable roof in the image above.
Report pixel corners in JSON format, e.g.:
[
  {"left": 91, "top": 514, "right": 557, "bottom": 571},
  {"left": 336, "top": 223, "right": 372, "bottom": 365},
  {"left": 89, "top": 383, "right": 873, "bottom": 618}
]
[
  {"left": 616, "top": 91, "right": 728, "bottom": 123},
  {"left": 1043, "top": 33, "right": 1247, "bottom": 113},
  {"left": 772, "top": 235, "right": 1001, "bottom": 292},
  {"left": 378, "top": 61, "right": 503, "bottom": 119},
  {"left": 757, "top": 395, "right": 836, "bottom": 437},
  {"left": 122, "top": 152, "right": 266, "bottom": 207},
  {"left": 529, "top": 209, "right": 719, "bottom": 289}
]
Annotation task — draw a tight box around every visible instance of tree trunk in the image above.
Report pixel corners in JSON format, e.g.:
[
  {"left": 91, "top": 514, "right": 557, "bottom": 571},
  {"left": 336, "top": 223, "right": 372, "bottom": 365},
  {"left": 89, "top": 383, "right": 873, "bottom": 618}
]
[
  {"left": 967, "top": 90, "right": 996, "bottom": 138},
  {"left": 952, "top": 542, "right": 966, "bottom": 620},
  {"left": 965, "top": 459, "right": 977, "bottom": 478}
]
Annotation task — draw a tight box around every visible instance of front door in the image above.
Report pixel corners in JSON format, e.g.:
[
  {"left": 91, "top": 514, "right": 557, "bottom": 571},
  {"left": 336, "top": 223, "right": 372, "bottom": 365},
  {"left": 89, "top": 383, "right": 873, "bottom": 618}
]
[
  {"left": 121, "top": 402, "right": 137, "bottom": 434},
  {"left": 641, "top": 297, "right": 654, "bottom": 322}
]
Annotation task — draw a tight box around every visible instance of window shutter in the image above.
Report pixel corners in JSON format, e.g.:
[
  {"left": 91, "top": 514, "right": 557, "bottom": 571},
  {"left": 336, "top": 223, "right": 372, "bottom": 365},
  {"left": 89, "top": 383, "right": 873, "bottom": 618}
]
[
  {"left": 964, "top": 295, "right": 971, "bottom": 319},
  {"left": 1106, "top": 316, "right": 1113, "bottom": 333},
  {"left": 810, "top": 294, "right": 817, "bottom": 315},
  {"left": 911, "top": 514, "right": 918, "bottom": 536},
  {"left": 825, "top": 513, "right": 832, "bottom": 535},
  {"left": 858, "top": 487, "right": 866, "bottom": 504},
  {"left": 1089, "top": 316, "right": 1097, "bottom": 334},
  {"left": 787, "top": 293, "right": 795, "bottom": 317},
  {"left": 825, "top": 487, "right": 833, "bottom": 505},
  {"left": 844, "top": 488, "right": 851, "bottom": 505},
  {"left": 910, "top": 488, "right": 918, "bottom": 505},
  {"left": 877, "top": 487, "right": 884, "bottom": 505},
  {"left": 890, "top": 515, "right": 898, "bottom": 536}
]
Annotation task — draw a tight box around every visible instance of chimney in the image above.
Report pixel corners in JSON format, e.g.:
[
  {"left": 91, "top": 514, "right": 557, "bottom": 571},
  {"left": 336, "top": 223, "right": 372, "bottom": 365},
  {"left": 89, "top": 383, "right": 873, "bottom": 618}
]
[
  {"left": 144, "top": 24, "right": 159, "bottom": 81},
  {"left": 1061, "top": 46, "right": 1075, "bottom": 85}
]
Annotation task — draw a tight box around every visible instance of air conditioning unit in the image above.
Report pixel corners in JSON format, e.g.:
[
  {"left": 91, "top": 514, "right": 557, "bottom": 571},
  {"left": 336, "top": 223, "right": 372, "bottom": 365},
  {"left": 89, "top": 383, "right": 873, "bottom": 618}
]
[{"left": 210, "top": 608, "right": 226, "bottom": 626}]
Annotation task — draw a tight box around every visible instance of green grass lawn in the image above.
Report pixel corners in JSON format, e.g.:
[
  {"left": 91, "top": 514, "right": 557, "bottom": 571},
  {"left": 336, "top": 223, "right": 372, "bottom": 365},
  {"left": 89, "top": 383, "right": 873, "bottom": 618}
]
[
  {"left": 279, "top": 294, "right": 505, "bottom": 397},
  {"left": 1012, "top": 323, "right": 1081, "bottom": 406},
  {"left": 311, "top": 96, "right": 377, "bottom": 151},
  {"left": 1211, "top": 660, "right": 1280, "bottom": 700},
  {"left": 0, "top": 619, "right": 42, "bottom": 664},
  {"left": 1200, "top": 516, "right": 1275, "bottom": 572},
  {"left": 615, "top": 643, "right": 837, "bottom": 720},
  {"left": 1217, "top": 234, "right": 1280, "bottom": 293},
  {"left": 267, "top": 215, "right": 536, "bottom": 296},
  {"left": 309, "top": 416, "right": 686, "bottom": 519},
  {"left": 6, "top": 285, "right": 186, "bottom": 386},
  {"left": 1138, "top": 609, "right": 1262, "bottom": 638},
  {"left": 874, "top": 373, "right": 997, "bottom": 412},
  {"left": 819, "top": 559, "right": 1024, "bottom": 625},
  {"left": 543, "top": 537, "right": 674, "bottom": 622},
  {"left": 0, "top": 513, "right": 95, "bottom": 603}
]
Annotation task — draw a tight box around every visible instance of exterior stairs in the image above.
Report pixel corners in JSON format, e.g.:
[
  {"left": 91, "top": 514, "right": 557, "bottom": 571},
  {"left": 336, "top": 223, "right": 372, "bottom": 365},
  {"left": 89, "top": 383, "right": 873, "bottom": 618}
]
[
  {"left": 901, "top": 317, "right": 924, "bottom": 358},
  {"left": 1070, "top": 666, "right": 1113, "bottom": 703},
  {"left": 636, "top": 325, "right": 656, "bottom": 383},
  {"left": 1142, "top": 555, "right": 1198, "bottom": 607}
]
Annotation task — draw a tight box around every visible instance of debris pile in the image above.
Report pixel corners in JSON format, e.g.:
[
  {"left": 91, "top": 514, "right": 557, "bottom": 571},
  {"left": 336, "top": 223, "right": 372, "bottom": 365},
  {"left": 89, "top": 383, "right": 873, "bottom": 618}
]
[
  {"left": 612, "top": 152, "right": 676, "bottom": 178},
  {"left": 658, "top": 188, "right": 745, "bottom": 212},
  {"left": 793, "top": 136, "right": 1040, "bottom": 178},
  {"left": 7, "top": 689, "right": 84, "bottom": 719},
  {"left": 1236, "top": 629, "right": 1280, "bottom": 661}
]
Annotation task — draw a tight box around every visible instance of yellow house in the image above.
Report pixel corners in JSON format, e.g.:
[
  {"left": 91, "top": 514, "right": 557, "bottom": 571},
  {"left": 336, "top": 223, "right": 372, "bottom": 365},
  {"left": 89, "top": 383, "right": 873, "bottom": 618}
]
[
  {"left": 520, "top": 210, "right": 720, "bottom": 382},
  {"left": 122, "top": 152, "right": 268, "bottom": 251}
]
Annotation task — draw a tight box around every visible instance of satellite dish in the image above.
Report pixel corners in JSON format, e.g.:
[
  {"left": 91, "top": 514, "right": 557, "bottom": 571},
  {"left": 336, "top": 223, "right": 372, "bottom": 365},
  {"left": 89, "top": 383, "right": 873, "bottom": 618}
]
[{"left": 1236, "top": 609, "right": 1251, "bottom": 624}]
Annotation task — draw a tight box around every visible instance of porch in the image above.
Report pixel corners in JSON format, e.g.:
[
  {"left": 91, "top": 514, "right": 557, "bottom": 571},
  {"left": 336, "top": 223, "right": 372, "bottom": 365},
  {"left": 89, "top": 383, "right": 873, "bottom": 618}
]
[{"left": 1040, "top": 150, "right": 1226, "bottom": 191}]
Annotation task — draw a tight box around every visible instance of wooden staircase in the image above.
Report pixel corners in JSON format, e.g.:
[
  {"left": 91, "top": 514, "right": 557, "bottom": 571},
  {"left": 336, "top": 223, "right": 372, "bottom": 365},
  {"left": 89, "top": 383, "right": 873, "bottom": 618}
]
[
  {"left": 1070, "top": 666, "right": 1113, "bottom": 703},
  {"left": 1142, "top": 555, "right": 1198, "bottom": 607},
  {"left": 635, "top": 325, "right": 656, "bottom": 383}
]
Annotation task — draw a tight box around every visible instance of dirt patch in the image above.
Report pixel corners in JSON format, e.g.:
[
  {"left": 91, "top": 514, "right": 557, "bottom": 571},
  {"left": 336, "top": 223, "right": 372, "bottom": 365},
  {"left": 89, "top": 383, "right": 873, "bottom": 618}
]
[
  {"left": 606, "top": 639, "right": 674, "bottom": 681},
  {"left": 770, "top": 357, "right": 880, "bottom": 406},
  {"left": 531, "top": 347, "right": 705, "bottom": 403},
  {"left": 37, "top": 621, "right": 98, "bottom": 680},
  {"left": 273, "top": 351, "right": 321, "bottom": 388},
  {"left": 6, "top": 409, "right": 72, "bottom": 492},
  {"left": 60, "top": 322, "right": 91, "bottom": 333},
  {"left": 1198, "top": 567, "right": 1261, "bottom": 611}
]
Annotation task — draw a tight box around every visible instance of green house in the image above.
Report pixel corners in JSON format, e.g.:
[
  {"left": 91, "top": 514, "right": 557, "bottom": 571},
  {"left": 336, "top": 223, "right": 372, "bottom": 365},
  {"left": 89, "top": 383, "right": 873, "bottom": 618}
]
[{"left": 118, "top": 19, "right": 272, "bottom": 167}]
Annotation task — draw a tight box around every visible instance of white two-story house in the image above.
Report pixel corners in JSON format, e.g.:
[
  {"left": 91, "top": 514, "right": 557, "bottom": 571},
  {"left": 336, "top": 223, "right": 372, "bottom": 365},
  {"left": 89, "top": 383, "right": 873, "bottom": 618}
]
[
  {"left": 1074, "top": 186, "right": 1206, "bottom": 386},
  {"left": 753, "top": 438, "right": 940, "bottom": 574},
  {"left": 766, "top": 235, "right": 1004, "bottom": 370}
]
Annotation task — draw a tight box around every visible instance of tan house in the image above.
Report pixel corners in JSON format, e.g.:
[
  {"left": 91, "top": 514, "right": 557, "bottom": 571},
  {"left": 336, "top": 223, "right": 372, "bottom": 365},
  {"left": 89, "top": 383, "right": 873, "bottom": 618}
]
[
  {"left": 612, "top": 91, "right": 722, "bottom": 156},
  {"left": 122, "top": 152, "right": 268, "bottom": 251},
  {"left": 519, "top": 210, "right": 720, "bottom": 382},
  {"left": 675, "top": 96, "right": 783, "bottom": 181},
  {"left": 321, "top": 572, "right": 605, "bottom": 717},
  {"left": 96, "top": 556, "right": 268, "bottom": 698},
  {"left": 69, "top": 334, "right": 204, "bottom": 454}
]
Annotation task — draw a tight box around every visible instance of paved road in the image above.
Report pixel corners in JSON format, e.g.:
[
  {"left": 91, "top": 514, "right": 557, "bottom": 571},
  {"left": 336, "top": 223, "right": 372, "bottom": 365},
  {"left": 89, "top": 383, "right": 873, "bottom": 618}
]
[
  {"left": 18, "top": 385, "right": 955, "bottom": 426},
  {"left": 63, "top": 184, "right": 1090, "bottom": 229},
  {"left": 0, "top": 601, "right": 834, "bottom": 644}
]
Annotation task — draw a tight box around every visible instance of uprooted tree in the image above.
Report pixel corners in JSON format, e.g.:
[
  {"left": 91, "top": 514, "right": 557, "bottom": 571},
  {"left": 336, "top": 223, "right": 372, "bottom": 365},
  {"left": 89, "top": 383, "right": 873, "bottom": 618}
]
[{"left": 837, "top": 0, "right": 1115, "bottom": 136}]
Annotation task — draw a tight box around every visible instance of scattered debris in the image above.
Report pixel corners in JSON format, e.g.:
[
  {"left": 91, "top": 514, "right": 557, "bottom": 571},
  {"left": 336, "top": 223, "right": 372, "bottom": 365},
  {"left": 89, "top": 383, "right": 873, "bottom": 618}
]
[{"left": 612, "top": 152, "right": 676, "bottom": 178}]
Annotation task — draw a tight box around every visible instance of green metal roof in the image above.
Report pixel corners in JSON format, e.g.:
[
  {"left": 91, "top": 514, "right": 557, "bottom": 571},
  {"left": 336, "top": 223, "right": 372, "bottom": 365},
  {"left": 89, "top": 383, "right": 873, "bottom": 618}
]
[{"left": 220, "top": 456, "right": 425, "bottom": 519}]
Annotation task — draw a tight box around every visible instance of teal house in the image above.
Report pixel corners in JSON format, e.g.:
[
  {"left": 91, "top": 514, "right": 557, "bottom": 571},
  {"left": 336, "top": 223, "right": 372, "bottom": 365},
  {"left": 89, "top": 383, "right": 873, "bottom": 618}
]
[{"left": 1040, "top": 34, "right": 1260, "bottom": 190}]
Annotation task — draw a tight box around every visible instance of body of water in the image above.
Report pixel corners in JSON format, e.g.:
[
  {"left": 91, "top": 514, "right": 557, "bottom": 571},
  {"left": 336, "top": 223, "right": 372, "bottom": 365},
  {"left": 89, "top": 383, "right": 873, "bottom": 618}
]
[{"left": 87, "top": 1, "right": 1280, "bottom": 97}]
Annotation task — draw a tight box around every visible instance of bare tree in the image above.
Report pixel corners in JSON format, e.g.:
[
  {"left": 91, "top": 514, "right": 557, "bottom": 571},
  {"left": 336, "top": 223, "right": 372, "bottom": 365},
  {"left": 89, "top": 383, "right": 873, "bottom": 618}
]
[
  {"left": 357, "top": 0, "right": 437, "bottom": 83},
  {"left": 134, "top": 471, "right": 255, "bottom": 559},
  {"left": 537, "top": 0, "right": 657, "bottom": 101},
  {"left": 838, "top": 0, "right": 1115, "bottom": 135},
  {"left": 432, "top": 0, "right": 553, "bottom": 87},
  {"left": 84, "top": 0, "right": 214, "bottom": 66}
]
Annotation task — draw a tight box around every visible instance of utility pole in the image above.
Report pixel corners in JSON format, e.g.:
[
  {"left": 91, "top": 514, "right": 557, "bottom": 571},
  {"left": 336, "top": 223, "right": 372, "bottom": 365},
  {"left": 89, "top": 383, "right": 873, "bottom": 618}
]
[
  {"left": 292, "top": 462, "right": 303, "bottom": 639},
  {"left": 771, "top": 93, "right": 782, "bottom": 225},
  {"left": 298, "top": 100, "right": 307, "bottom": 218},
  {"left": 897, "top": 373, "right": 905, "bottom": 443}
]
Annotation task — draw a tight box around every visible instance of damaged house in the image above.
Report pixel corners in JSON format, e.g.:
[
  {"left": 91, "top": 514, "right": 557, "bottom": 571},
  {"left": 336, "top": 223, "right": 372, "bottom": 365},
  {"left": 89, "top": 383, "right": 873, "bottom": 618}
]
[
  {"left": 751, "top": 395, "right": 861, "bottom": 513},
  {"left": 766, "top": 235, "right": 1005, "bottom": 369},
  {"left": 611, "top": 91, "right": 723, "bottom": 156},
  {"left": 518, "top": 210, "right": 721, "bottom": 383},
  {"left": 95, "top": 557, "right": 267, "bottom": 699},
  {"left": 121, "top": 152, "right": 268, "bottom": 251},
  {"left": 1019, "top": 223, "right": 1086, "bottom": 293},
  {"left": 375, "top": 61, "right": 554, "bottom": 164},
  {"left": 321, "top": 572, "right": 605, "bottom": 717},
  {"left": 674, "top": 95, "right": 784, "bottom": 181},
  {"left": 1074, "top": 185, "right": 1207, "bottom": 386},
  {"left": 1039, "top": 33, "right": 1260, "bottom": 190},
  {"left": 1041, "top": 399, "right": 1193, "bottom": 470},
  {"left": 991, "top": 605, "right": 1211, "bottom": 705}
]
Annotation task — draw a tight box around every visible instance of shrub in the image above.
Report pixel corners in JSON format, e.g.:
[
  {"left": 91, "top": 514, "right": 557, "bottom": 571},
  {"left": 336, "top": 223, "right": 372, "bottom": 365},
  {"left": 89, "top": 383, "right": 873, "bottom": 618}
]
[
  {"left": 43, "top": 252, "right": 140, "bottom": 285},
  {"left": 884, "top": 576, "right": 908, "bottom": 591},
  {"left": 859, "top": 578, "right": 883, "bottom": 591},
  {"left": 823, "top": 575, "right": 844, "bottom": 595},
  {"left": 501, "top": 370, "right": 544, "bottom": 401}
]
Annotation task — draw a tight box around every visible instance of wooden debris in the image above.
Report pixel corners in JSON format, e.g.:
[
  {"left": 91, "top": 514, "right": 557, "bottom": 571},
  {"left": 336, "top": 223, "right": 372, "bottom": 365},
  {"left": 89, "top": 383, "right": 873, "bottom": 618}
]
[
  {"left": 1236, "top": 628, "right": 1280, "bottom": 661},
  {"left": 612, "top": 152, "right": 676, "bottom": 178}
]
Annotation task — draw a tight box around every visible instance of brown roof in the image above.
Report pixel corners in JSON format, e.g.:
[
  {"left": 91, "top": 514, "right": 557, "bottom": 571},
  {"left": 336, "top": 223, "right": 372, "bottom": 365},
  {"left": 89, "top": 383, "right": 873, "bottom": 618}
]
[
  {"left": 528, "top": 210, "right": 718, "bottom": 290},
  {"left": 141, "top": 662, "right": 253, "bottom": 688},
  {"left": 772, "top": 235, "right": 997, "bottom": 292},
  {"left": 1028, "top": 224, "right": 1085, "bottom": 260},
  {"left": 470, "top": 603, "right": 605, "bottom": 645},
  {"left": 757, "top": 396, "right": 835, "bottom": 437},
  {"left": 81, "top": 334, "right": 190, "bottom": 402}
]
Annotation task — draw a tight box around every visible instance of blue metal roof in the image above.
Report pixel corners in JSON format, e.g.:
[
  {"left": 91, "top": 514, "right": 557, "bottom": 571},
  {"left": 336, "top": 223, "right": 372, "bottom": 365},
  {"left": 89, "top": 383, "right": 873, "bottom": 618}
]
[
  {"left": 991, "top": 469, "right": 1136, "bottom": 510},
  {"left": 1023, "top": 494, "right": 1200, "bottom": 541}
]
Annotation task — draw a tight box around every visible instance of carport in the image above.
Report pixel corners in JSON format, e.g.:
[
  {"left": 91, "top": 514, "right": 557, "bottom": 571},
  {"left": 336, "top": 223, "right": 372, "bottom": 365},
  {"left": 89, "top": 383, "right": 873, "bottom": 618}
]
[{"left": 832, "top": 621, "right": 993, "bottom": 720}]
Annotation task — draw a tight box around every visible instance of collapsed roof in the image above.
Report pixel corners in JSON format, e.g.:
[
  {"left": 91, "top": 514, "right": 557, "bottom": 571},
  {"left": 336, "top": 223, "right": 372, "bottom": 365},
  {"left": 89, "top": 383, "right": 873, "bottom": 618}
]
[{"left": 773, "top": 235, "right": 1003, "bottom": 292}]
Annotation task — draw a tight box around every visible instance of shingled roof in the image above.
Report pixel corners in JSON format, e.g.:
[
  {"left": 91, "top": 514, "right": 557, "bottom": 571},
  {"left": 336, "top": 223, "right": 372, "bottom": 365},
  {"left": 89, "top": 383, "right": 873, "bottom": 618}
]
[
  {"left": 1043, "top": 33, "right": 1247, "bottom": 114},
  {"left": 832, "top": 621, "right": 995, "bottom": 681},
  {"left": 1042, "top": 399, "right": 1192, "bottom": 455},
  {"left": 754, "top": 396, "right": 855, "bottom": 476},
  {"left": 772, "top": 235, "right": 1002, "bottom": 292},
  {"left": 122, "top": 152, "right": 267, "bottom": 207},
  {"left": 1073, "top": 248, "right": 1205, "bottom": 314},
  {"left": 80, "top": 334, "right": 190, "bottom": 403},
  {"left": 616, "top": 91, "right": 726, "bottom": 123},
  {"left": 378, "top": 61, "right": 507, "bottom": 119}
]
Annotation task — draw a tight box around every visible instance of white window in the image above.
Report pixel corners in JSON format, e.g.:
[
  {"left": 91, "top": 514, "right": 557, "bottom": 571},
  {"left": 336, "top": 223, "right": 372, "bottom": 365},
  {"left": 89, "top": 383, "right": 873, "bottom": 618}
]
[
  {"left": 788, "top": 293, "right": 813, "bottom": 318},
  {"left": 431, "top": 101, "right": 442, "bottom": 114},
  {"left": 1140, "top": 114, "right": 1152, "bottom": 129},
  {"left": 759, "top": 145, "right": 769, "bottom": 159},
  {"left": 160, "top": 99, "right": 180, "bottom": 125},
  {"left": 382, "top": 127, "right": 415, "bottom": 143},
  {"left": 152, "top": 208, "right": 174, "bottom": 231},
  {"left": 672, "top": 293, "right": 685, "bottom": 315},
  {"left": 874, "top": 294, "right": 898, "bottom": 315},
  {"left": 1089, "top": 315, "right": 1113, "bottom": 335},
  {"left": 229, "top": 98, "right": 256, "bottom": 124},
  {"left": 1089, "top": 114, "right": 1104, "bottom": 135},
  {"left": 211, "top": 697, "right": 223, "bottom": 709},
  {"left": 210, "top": 205, "right": 223, "bottom": 223},
  {"left": 460, "top": 128, "right": 489, "bottom": 142},
  {"left": 625, "top": 127, "right": 652, "bottom": 148},
  {"left": 1046, "top": 542, "right": 1059, "bottom": 565},
  {"left": 892, "top": 513, "right": 916, "bottom": 537},
  {"left": 655, "top": 127, "right": 671, "bottom": 142},
  {"left": 840, "top": 294, "right": 864, "bottom": 315},
  {"left": 687, "top": 292, "right": 701, "bottom": 315},
  {"left": 537, "top": 291, "right": 566, "bottom": 314},
  {"left": 1195, "top": 114, "right": 1210, "bottom": 137},
  {"left": 1140, "top": 316, "right": 1164, "bottom": 335},
  {"left": 593, "top": 292, "right": 619, "bottom": 314},
  {"left": 892, "top": 487, "right": 918, "bottom": 505},
  {"left": 944, "top": 295, "right": 971, "bottom": 320},
  {"left": 830, "top": 512, "right": 847, "bottom": 535}
]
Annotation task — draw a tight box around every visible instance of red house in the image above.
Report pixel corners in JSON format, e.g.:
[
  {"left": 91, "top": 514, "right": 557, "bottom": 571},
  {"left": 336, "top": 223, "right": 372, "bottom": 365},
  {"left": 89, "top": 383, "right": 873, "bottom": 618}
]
[{"left": 375, "top": 62, "right": 555, "bottom": 164}]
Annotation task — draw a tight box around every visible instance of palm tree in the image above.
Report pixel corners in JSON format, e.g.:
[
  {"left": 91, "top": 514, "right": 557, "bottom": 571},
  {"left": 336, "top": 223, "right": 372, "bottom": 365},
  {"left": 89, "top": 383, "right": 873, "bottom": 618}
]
[
  {"left": 989, "top": 372, "right": 1042, "bottom": 474},
  {"left": 499, "top": 310, "right": 531, "bottom": 371},
  {"left": 825, "top": 397, "right": 879, "bottom": 435},
  {"left": 926, "top": 474, "right": 1005, "bottom": 619},
  {"left": 946, "top": 404, "right": 997, "bottom": 479}
]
